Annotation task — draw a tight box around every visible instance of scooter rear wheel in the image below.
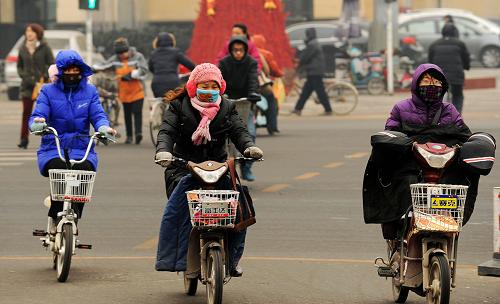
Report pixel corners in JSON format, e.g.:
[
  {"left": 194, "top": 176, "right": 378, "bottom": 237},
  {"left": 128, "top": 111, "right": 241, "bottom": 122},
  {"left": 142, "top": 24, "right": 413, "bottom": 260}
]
[
  {"left": 56, "top": 224, "right": 73, "bottom": 282},
  {"left": 206, "top": 248, "right": 223, "bottom": 304},
  {"left": 184, "top": 272, "right": 198, "bottom": 296},
  {"left": 427, "top": 255, "right": 451, "bottom": 304}
]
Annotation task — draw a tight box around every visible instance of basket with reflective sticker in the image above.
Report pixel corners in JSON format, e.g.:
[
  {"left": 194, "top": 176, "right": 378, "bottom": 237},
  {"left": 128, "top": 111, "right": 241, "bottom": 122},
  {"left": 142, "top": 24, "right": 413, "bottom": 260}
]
[
  {"left": 48, "top": 169, "right": 96, "bottom": 203},
  {"left": 410, "top": 184, "right": 468, "bottom": 232},
  {"left": 186, "top": 190, "right": 239, "bottom": 228}
]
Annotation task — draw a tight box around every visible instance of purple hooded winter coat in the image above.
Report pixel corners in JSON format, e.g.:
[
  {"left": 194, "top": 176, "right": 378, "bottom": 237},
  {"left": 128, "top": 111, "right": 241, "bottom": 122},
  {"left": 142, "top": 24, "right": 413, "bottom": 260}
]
[{"left": 385, "top": 64, "right": 464, "bottom": 130}]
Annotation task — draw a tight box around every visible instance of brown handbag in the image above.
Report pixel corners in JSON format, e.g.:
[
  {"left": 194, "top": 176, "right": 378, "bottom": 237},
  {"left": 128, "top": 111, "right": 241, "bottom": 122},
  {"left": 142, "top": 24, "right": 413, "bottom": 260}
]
[
  {"left": 32, "top": 76, "right": 45, "bottom": 100},
  {"left": 228, "top": 158, "right": 256, "bottom": 231}
]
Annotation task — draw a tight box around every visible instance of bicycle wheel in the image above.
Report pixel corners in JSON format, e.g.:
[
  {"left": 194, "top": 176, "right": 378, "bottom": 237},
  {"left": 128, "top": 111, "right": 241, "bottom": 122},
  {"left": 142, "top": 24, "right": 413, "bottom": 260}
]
[
  {"left": 328, "top": 81, "right": 359, "bottom": 115},
  {"left": 206, "top": 248, "right": 223, "bottom": 304},
  {"left": 367, "top": 77, "right": 385, "bottom": 95},
  {"left": 56, "top": 223, "right": 73, "bottom": 282},
  {"left": 149, "top": 102, "right": 165, "bottom": 146}
]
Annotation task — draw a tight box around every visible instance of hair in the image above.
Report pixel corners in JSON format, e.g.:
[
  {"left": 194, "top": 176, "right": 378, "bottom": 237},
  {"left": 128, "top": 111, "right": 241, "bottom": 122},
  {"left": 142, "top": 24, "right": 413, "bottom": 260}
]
[
  {"left": 233, "top": 23, "right": 250, "bottom": 39},
  {"left": 165, "top": 85, "right": 188, "bottom": 102},
  {"left": 26, "top": 23, "right": 44, "bottom": 40}
]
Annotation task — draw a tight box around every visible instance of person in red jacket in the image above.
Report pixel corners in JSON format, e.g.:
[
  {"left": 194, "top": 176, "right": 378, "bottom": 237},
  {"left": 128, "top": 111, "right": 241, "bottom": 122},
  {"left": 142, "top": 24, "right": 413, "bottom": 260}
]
[
  {"left": 216, "top": 23, "right": 262, "bottom": 72},
  {"left": 252, "top": 34, "right": 283, "bottom": 135}
]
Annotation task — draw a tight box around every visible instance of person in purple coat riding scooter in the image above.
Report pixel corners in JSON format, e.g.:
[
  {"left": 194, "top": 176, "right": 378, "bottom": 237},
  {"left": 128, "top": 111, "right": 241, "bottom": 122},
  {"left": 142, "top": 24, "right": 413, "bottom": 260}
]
[{"left": 385, "top": 63, "right": 464, "bottom": 131}]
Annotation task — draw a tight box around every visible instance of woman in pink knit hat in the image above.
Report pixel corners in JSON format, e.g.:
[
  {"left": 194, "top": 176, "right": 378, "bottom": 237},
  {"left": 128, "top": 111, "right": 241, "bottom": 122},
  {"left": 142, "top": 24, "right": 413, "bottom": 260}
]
[{"left": 154, "top": 63, "right": 263, "bottom": 277}]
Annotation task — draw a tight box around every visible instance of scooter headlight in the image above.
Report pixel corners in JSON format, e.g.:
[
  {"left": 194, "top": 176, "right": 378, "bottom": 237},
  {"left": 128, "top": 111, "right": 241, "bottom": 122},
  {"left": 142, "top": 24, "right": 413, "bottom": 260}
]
[
  {"left": 416, "top": 146, "right": 456, "bottom": 169},
  {"left": 192, "top": 166, "right": 228, "bottom": 184}
]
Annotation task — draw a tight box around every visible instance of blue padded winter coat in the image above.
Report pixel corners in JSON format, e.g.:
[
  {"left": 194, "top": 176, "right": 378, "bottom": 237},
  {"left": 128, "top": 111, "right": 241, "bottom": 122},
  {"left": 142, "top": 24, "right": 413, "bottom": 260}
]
[{"left": 29, "top": 50, "right": 109, "bottom": 176}]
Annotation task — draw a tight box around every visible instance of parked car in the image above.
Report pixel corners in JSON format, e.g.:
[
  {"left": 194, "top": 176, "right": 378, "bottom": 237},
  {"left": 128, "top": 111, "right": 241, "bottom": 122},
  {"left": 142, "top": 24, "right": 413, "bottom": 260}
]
[
  {"left": 285, "top": 21, "right": 369, "bottom": 75},
  {"left": 4, "top": 30, "right": 104, "bottom": 100},
  {"left": 399, "top": 9, "right": 500, "bottom": 68}
]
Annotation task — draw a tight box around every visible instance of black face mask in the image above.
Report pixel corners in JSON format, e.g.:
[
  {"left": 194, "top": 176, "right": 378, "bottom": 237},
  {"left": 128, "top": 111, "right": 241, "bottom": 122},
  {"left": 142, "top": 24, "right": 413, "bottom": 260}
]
[{"left": 61, "top": 73, "right": 82, "bottom": 88}]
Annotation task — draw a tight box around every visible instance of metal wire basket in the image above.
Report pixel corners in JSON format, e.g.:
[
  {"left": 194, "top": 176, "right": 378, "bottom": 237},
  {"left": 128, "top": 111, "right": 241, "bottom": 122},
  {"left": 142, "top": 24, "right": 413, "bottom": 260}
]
[
  {"left": 48, "top": 169, "right": 96, "bottom": 203},
  {"left": 410, "top": 183, "right": 468, "bottom": 232},
  {"left": 186, "top": 190, "right": 239, "bottom": 228}
]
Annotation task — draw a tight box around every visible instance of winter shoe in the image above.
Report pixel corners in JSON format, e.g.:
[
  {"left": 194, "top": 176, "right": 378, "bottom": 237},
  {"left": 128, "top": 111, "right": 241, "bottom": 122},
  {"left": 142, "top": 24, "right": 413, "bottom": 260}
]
[
  {"left": 43, "top": 196, "right": 51, "bottom": 208},
  {"left": 241, "top": 165, "right": 256, "bottom": 182}
]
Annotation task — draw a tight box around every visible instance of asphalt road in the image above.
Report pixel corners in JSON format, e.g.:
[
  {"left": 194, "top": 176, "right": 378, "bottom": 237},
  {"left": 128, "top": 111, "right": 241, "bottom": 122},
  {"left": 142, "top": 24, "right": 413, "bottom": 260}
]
[{"left": 1, "top": 88, "right": 499, "bottom": 304}]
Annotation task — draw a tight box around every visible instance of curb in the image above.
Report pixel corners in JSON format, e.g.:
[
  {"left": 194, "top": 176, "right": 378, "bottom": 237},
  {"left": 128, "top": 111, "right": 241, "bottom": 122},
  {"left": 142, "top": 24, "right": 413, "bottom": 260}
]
[
  {"left": 478, "top": 253, "right": 500, "bottom": 277},
  {"left": 464, "top": 77, "right": 497, "bottom": 90}
]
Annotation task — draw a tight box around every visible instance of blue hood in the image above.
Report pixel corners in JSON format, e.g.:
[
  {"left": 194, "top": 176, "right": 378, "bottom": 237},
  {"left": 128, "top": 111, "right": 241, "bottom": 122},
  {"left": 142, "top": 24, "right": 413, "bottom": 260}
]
[{"left": 55, "top": 50, "right": 93, "bottom": 78}]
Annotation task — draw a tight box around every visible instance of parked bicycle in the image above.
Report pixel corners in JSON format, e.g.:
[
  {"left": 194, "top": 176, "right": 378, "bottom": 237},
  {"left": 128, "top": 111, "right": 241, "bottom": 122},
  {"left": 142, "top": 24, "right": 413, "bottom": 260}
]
[
  {"left": 148, "top": 97, "right": 168, "bottom": 146},
  {"left": 291, "top": 76, "right": 359, "bottom": 116},
  {"left": 32, "top": 127, "right": 114, "bottom": 282}
]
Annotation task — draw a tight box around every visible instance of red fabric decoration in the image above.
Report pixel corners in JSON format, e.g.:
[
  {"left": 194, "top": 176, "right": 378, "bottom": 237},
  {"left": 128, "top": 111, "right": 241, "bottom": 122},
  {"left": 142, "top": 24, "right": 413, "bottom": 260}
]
[{"left": 187, "top": 0, "right": 294, "bottom": 69}]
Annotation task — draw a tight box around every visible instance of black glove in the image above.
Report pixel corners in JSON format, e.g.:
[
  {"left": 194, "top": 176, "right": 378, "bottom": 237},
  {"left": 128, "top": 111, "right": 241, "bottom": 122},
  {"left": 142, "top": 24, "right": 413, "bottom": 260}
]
[
  {"left": 121, "top": 73, "right": 133, "bottom": 81},
  {"left": 248, "top": 93, "right": 261, "bottom": 103}
]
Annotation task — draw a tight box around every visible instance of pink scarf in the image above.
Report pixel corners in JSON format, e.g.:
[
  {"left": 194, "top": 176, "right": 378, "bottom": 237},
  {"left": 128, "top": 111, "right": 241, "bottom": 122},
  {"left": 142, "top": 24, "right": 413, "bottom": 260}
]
[{"left": 190, "top": 96, "right": 221, "bottom": 145}]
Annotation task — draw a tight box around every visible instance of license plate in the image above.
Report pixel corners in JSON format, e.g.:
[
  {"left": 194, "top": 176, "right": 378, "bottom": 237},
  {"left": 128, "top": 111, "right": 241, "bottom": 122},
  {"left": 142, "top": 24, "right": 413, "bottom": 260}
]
[
  {"left": 430, "top": 195, "right": 458, "bottom": 209},
  {"left": 202, "top": 202, "right": 229, "bottom": 218}
]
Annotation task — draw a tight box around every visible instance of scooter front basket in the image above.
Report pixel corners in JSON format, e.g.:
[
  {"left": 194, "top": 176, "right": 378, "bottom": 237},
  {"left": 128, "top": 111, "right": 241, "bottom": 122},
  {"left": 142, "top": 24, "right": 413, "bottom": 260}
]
[
  {"left": 48, "top": 169, "right": 96, "bottom": 203},
  {"left": 410, "top": 183, "right": 468, "bottom": 232},
  {"left": 186, "top": 190, "right": 239, "bottom": 228}
]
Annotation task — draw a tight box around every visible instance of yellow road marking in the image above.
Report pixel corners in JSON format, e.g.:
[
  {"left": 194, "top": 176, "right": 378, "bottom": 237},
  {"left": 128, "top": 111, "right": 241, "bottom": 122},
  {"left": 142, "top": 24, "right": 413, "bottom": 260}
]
[
  {"left": 345, "top": 152, "right": 369, "bottom": 159},
  {"left": 0, "top": 162, "right": 23, "bottom": 166},
  {"left": 323, "top": 162, "right": 344, "bottom": 169},
  {"left": 294, "top": 172, "right": 320, "bottom": 180},
  {"left": 262, "top": 184, "right": 290, "bottom": 193},
  {"left": 0, "top": 255, "right": 477, "bottom": 268},
  {"left": 0, "top": 157, "right": 36, "bottom": 161},
  {"left": 133, "top": 237, "right": 158, "bottom": 250}
]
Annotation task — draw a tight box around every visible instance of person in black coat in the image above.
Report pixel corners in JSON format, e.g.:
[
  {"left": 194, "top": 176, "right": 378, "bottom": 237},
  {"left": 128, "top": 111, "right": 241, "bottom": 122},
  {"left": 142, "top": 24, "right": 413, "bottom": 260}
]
[
  {"left": 154, "top": 63, "right": 263, "bottom": 277},
  {"left": 429, "top": 24, "right": 470, "bottom": 113},
  {"left": 218, "top": 36, "right": 261, "bottom": 181},
  {"left": 292, "top": 28, "right": 332, "bottom": 116},
  {"left": 218, "top": 36, "right": 260, "bottom": 100},
  {"left": 149, "top": 32, "right": 196, "bottom": 98}
]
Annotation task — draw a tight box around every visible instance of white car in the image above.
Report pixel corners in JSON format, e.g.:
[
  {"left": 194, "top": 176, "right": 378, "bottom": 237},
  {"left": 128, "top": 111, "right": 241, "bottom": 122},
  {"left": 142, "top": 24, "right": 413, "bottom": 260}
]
[
  {"left": 399, "top": 8, "right": 500, "bottom": 67},
  {"left": 4, "top": 30, "right": 104, "bottom": 100}
]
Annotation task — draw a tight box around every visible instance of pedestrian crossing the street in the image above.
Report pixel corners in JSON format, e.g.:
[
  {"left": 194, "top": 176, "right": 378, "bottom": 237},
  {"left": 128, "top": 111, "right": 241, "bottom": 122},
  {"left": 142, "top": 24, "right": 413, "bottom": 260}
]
[{"left": 0, "top": 148, "right": 37, "bottom": 168}]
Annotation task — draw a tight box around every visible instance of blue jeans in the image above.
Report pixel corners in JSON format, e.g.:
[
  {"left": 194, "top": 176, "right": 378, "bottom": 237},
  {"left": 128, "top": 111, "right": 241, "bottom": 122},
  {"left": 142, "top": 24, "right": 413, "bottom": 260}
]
[{"left": 156, "top": 174, "right": 247, "bottom": 271}]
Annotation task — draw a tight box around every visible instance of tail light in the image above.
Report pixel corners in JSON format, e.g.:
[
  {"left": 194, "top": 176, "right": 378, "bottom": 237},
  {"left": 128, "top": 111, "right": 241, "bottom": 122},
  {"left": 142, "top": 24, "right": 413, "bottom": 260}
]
[{"left": 5, "top": 55, "right": 18, "bottom": 63}]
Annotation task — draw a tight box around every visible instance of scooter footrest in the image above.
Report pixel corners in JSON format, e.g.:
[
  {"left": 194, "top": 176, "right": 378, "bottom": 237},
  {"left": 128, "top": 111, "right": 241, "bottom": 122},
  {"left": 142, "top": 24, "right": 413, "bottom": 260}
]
[
  {"left": 76, "top": 244, "right": 92, "bottom": 249},
  {"left": 377, "top": 266, "right": 396, "bottom": 277},
  {"left": 33, "top": 229, "right": 47, "bottom": 237}
]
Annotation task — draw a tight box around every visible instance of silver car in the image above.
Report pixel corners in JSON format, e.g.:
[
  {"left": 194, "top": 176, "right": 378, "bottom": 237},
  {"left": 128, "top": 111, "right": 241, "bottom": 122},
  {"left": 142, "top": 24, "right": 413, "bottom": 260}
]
[
  {"left": 399, "top": 9, "right": 500, "bottom": 68},
  {"left": 4, "top": 30, "right": 104, "bottom": 100}
]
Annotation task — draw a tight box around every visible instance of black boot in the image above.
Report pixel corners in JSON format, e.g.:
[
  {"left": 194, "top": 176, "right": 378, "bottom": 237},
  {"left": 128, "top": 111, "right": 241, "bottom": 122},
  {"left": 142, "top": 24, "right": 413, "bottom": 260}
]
[
  {"left": 17, "top": 138, "right": 28, "bottom": 149},
  {"left": 135, "top": 134, "right": 142, "bottom": 145}
]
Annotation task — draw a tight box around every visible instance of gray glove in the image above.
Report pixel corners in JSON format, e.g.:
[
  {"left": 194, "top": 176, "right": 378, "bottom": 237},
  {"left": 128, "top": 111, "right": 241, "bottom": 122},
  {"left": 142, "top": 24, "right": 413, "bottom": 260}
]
[
  {"left": 244, "top": 146, "right": 264, "bottom": 159},
  {"left": 98, "top": 126, "right": 116, "bottom": 141},
  {"left": 155, "top": 151, "right": 174, "bottom": 167},
  {"left": 30, "top": 121, "right": 47, "bottom": 132}
]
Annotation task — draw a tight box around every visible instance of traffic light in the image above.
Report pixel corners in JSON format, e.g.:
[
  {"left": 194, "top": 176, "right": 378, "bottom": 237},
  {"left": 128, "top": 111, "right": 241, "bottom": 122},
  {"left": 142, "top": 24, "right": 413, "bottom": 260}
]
[{"left": 79, "top": 0, "right": 100, "bottom": 10}]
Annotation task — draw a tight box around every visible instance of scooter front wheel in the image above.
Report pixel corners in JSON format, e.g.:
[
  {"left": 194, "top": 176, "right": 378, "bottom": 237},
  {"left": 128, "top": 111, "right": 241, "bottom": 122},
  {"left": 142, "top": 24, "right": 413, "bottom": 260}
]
[
  {"left": 184, "top": 272, "right": 198, "bottom": 296},
  {"left": 427, "top": 255, "right": 451, "bottom": 304},
  {"left": 206, "top": 248, "right": 223, "bottom": 304},
  {"left": 56, "top": 223, "right": 73, "bottom": 282}
]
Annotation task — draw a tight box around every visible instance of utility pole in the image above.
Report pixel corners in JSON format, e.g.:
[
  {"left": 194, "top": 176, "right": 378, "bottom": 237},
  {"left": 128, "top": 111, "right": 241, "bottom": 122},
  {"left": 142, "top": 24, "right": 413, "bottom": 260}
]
[
  {"left": 386, "top": 0, "right": 394, "bottom": 94},
  {"left": 86, "top": 10, "right": 93, "bottom": 66},
  {"left": 79, "top": 0, "right": 100, "bottom": 65}
]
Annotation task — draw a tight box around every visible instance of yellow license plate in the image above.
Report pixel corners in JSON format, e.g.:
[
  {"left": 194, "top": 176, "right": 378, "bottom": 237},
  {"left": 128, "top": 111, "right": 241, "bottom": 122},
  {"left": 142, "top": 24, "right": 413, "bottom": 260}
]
[{"left": 430, "top": 195, "right": 458, "bottom": 209}]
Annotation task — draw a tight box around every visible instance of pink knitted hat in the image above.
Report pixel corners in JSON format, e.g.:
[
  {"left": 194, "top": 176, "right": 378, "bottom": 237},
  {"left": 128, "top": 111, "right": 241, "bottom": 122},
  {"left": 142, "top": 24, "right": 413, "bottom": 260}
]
[{"left": 186, "top": 63, "right": 226, "bottom": 98}]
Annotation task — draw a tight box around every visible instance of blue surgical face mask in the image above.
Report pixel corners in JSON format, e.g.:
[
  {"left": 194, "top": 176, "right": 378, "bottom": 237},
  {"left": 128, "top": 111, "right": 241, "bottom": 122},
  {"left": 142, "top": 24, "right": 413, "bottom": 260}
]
[{"left": 196, "top": 88, "right": 220, "bottom": 103}]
